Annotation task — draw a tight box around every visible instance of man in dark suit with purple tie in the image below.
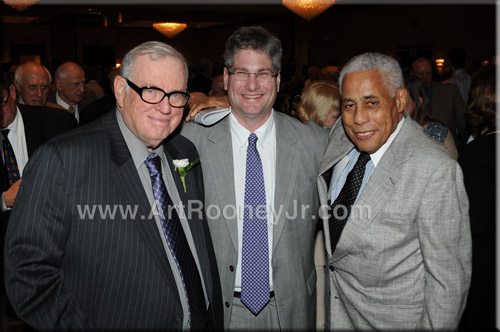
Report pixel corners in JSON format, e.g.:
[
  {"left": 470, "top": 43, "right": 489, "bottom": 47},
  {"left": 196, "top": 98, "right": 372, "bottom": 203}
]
[{"left": 4, "top": 41, "right": 222, "bottom": 330}]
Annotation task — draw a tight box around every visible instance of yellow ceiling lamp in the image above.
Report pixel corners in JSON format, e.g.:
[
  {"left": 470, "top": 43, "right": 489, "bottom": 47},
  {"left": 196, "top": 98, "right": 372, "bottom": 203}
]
[
  {"left": 3, "top": 0, "right": 39, "bottom": 11},
  {"left": 153, "top": 22, "right": 187, "bottom": 39},
  {"left": 283, "top": 0, "right": 336, "bottom": 21}
]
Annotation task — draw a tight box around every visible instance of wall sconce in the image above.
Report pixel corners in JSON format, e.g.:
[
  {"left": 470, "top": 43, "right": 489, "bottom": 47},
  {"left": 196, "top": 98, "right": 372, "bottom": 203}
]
[
  {"left": 3, "top": 0, "right": 39, "bottom": 11},
  {"left": 283, "top": 0, "right": 336, "bottom": 21},
  {"left": 153, "top": 22, "right": 187, "bottom": 39},
  {"left": 435, "top": 58, "right": 445, "bottom": 68}
]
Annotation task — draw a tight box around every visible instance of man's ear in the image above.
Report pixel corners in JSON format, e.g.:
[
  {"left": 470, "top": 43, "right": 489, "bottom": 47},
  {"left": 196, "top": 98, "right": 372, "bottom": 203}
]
[
  {"left": 395, "top": 87, "right": 408, "bottom": 114},
  {"left": 55, "top": 78, "right": 63, "bottom": 90},
  {"left": 223, "top": 67, "right": 229, "bottom": 91},
  {"left": 276, "top": 70, "right": 281, "bottom": 93},
  {"left": 9, "top": 84, "right": 16, "bottom": 101},
  {"left": 114, "top": 75, "right": 126, "bottom": 109}
]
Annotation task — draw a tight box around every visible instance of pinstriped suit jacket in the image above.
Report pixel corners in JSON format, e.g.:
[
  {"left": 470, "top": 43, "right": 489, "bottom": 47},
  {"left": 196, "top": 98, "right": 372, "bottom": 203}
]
[
  {"left": 317, "top": 116, "right": 472, "bottom": 330},
  {"left": 4, "top": 110, "right": 223, "bottom": 330},
  {"left": 0, "top": 103, "right": 77, "bottom": 296},
  {"left": 181, "top": 112, "right": 328, "bottom": 330}
]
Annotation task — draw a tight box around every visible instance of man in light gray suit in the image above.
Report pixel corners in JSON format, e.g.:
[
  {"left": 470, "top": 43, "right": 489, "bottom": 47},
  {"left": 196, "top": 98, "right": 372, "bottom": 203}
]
[
  {"left": 318, "top": 53, "right": 471, "bottom": 330},
  {"left": 182, "top": 26, "right": 327, "bottom": 330}
]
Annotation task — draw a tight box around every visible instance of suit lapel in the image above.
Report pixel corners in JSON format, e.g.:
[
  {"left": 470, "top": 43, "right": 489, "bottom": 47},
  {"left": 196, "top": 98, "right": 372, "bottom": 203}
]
[
  {"left": 162, "top": 136, "right": 215, "bottom": 303},
  {"left": 318, "top": 120, "right": 353, "bottom": 194},
  {"left": 204, "top": 117, "right": 239, "bottom": 251},
  {"left": 105, "top": 112, "right": 180, "bottom": 300},
  {"left": 332, "top": 119, "right": 412, "bottom": 261},
  {"left": 272, "top": 114, "right": 301, "bottom": 252}
]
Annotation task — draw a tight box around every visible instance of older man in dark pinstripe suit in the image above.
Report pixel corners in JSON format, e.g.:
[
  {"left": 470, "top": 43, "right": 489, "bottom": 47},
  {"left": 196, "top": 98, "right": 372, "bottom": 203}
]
[{"left": 4, "top": 41, "right": 223, "bottom": 330}]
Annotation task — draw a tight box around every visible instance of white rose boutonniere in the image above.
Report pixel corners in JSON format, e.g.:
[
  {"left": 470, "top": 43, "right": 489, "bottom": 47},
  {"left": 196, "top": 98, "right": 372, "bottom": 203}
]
[{"left": 173, "top": 158, "right": 200, "bottom": 193}]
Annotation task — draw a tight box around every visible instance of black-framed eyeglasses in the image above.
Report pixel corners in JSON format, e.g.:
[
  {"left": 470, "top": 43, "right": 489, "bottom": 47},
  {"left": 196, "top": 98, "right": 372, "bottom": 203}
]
[
  {"left": 228, "top": 70, "right": 277, "bottom": 82},
  {"left": 126, "top": 79, "right": 190, "bottom": 108},
  {"left": 0, "top": 89, "right": 10, "bottom": 107}
]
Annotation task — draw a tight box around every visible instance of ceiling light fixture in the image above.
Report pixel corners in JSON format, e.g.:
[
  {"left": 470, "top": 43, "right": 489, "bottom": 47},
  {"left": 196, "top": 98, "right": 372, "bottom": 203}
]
[
  {"left": 3, "top": 0, "right": 39, "bottom": 11},
  {"left": 283, "top": 0, "right": 335, "bottom": 21},
  {"left": 152, "top": 22, "right": 187, "bottom": 39}
]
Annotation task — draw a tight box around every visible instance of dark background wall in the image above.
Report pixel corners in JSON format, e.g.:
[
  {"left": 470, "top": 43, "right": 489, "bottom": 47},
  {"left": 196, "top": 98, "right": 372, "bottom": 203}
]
[{"left": 1, "top": 4, "right": 496, "bottom": 75}]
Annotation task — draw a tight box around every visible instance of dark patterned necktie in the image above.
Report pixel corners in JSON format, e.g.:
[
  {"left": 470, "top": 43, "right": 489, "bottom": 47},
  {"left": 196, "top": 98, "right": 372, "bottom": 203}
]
[
  {"left": 241, "top": 133, "right": 270, "bottom": 315},
  {"left": 2, "top": 129, "right": 20, "bottom": 186},
  {"left": 144, "top": 153, "right": 206, "bottom": 329},
  {"left": 329, "top": 152, "right": 371, "bottom": 252}
]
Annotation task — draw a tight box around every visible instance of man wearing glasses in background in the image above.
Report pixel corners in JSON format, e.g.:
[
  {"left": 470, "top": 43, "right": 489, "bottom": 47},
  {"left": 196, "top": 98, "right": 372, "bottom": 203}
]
[
  {"left": 4, "top": 41, "right": 222, "bottom": 330},
  {"left": 182, "top": 26, "right": 327, "bottom": 330}
]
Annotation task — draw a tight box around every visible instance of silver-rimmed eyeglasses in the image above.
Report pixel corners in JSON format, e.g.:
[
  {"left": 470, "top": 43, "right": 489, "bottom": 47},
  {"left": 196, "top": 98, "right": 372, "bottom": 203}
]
[
  {"left": 228, "top": 70, "right": 277, "bottom": 82},
  {"left": 126, "top": 79, "right": 190, "bottom": 108}
]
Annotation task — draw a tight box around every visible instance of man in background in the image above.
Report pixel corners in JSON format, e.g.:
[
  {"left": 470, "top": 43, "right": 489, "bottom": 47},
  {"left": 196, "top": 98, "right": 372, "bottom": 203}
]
[
  {"left": 411, "top": 57, "right": 466, "bottom": 146},
  {"left": 14, "top": 61, "right": 64, "bottom": 109},
  {"left": 0, "top": 71, "right": 77, "bottom": 330},
  {"left": 48, "top": 61, "right": 96, "bottom": 123}
]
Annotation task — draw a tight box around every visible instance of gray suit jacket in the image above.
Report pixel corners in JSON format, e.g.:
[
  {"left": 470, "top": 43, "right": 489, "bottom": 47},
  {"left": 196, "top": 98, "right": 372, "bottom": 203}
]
[
  {"left": 181, "top": 112, "right": 328, "bottom": 330},
  {"left": 317, "top": 116, "right": 471, "bottom": 330}
]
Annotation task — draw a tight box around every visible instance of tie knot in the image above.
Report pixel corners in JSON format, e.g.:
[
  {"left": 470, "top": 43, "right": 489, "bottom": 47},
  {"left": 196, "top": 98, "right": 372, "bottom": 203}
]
[
  {"left": 1, "top": 130, "right": 9, "bottom": 139},
  {"left": 357, "top": 152, "right": 371, "bottom": 166},
  {"left": 144, "top": 153, "right": 162, "bottom": 176},
  {"left": 248, "top": 133, "right": 258, "bottom": 147}
]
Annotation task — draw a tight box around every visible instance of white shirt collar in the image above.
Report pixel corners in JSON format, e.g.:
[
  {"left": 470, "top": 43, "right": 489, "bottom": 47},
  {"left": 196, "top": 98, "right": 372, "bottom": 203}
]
[
  {"left": 230, "top": 109, "right": 275, "bottom": 148},
  {"left": 56, "top": 91, "right": 71, "bottom": 110},
  {"left": 7, "top": 106, "right": 23, "bottom": 134}
]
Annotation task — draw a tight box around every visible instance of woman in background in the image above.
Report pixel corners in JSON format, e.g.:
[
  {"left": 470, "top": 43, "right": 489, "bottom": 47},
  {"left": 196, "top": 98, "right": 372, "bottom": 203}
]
[
  {"left": 297, "top": 80, "right": 341, "bottom": 131},
  {"left": 296, "top": 79, "right": 341, "bottom": 330},
  {"left": 458, "top": 65, "right": 496, "bottom": 331},
  {"left": 404, "top": 75, "right": 458, "bottom": 159}
]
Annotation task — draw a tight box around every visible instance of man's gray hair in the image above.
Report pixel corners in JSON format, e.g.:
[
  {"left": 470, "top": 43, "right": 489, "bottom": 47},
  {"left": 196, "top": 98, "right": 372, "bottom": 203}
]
[
  {"left": 120, "top": 41, "right": 189, "bottom": 88},
  {"left": 339, "top": 52, "right": 404, "bottom": 97},
  {"left": 223, "top": 26, "right": 282, "bottom": 73},
  {"left": 14, "top": 61, "right": 52, "bottom": 86}
]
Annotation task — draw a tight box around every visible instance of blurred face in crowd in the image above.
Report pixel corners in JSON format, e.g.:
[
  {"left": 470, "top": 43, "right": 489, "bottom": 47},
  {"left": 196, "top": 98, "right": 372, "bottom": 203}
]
[
  {"left": 341, "top": 70, "right": 406, "bottom": 154},
  {"left": 411, "top": 59, "right": 433, "bottom": 87},
  {"left": 56, "top": 63, "right": 85, "bottom": 106},
  {"left": 323, "top": 109, "right": 340, "bottom": 128},
  {"left": 1, "top": 84, "right": 18, "bottom": 129},
  {"left": 224, "top": 48, "right": 280, "bottom": 130},
  {"left": 16, "top": 64, "right": 50, "bottom": 106},
  {"left": 115, "top": 54, "right": 186, "bottom": 150}
]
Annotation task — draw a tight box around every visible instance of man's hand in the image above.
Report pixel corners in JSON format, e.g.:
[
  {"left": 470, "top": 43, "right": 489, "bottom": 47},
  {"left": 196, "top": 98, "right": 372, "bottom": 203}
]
[
  {"left": 4, "top": 178, "right": 22, "bottom": 208},
  {"left": 185, "top": 94, "right": 229, "bottom": 122}
]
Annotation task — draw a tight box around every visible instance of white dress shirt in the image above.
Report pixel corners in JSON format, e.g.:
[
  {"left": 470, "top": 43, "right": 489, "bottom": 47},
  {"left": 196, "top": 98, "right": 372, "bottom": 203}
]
[
  {"left": 230, "top": 111, "right": 276, "bottom": 292},
  {"left": 56, "top": 92, "right": 79, "bottom": 122},
  {"left": 329, "top": 116, "right": 406, "bottom": 203},
  {"left": 1, "top": 107, "right": 29, "bottom": 211}
]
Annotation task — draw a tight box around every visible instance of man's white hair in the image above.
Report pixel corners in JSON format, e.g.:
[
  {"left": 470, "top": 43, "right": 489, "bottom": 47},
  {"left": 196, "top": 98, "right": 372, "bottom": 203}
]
[{"left": 339, "top": 52, "right": 404, "bottom": 97}]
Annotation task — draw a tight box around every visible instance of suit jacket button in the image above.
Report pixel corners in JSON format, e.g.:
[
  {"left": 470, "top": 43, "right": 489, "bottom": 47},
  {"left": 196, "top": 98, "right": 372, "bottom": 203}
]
[
  {"left": 225, "top": 301, "right": 230, "bottom": 308},
  {"left": 329, "top": 265, "right": 334, "bottom": 271},
  {"left": 229, "top": 265, "right": 234, "bottom": 272}
]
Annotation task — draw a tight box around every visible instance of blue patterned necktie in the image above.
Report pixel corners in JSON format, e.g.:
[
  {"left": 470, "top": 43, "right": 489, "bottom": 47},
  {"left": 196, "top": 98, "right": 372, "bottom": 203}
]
[
  {"left": 144, "top": 153, "right": 206, "bottom": 329},
  {"left": 329, "top": 152, "right": 371, "bottom": 251},
  {"left": 2, "top": 129, "right": 20, "bottom": 186},
  {"left": 241, "top": 133, "right": 270, "bottom": 315}
]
